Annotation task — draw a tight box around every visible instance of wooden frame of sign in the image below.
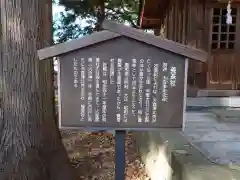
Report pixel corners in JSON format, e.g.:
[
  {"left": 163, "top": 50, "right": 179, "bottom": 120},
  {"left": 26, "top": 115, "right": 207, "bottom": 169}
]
[{"left": 38, "top": 20, "right": 207, "bottom": 130}]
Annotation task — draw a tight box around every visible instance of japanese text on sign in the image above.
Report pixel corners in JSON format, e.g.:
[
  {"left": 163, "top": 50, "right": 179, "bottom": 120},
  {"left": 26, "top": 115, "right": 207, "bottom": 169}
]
[{"left": 72, "top": 57, "right": 178, "bottom": 124}]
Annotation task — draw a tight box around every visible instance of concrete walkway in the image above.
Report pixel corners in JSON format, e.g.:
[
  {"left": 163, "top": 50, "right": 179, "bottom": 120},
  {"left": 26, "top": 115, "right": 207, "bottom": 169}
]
[
  {"left": 184, "top": 111, "right": 240, "bottom": 165},
  {"left": 134, "top": 110, "right": 240, "bottom": 180}
]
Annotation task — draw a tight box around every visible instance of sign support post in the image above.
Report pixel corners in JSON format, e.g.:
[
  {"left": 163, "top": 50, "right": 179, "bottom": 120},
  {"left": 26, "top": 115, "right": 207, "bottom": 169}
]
[{"left": 115, "top": 130, "right": 126, "bottom": 180}]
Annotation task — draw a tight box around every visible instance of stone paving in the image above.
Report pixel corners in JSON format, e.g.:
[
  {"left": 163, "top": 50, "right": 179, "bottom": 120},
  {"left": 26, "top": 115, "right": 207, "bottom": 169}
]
[{"left": 183, "top": 111, "right": 240, "bottom": 165}]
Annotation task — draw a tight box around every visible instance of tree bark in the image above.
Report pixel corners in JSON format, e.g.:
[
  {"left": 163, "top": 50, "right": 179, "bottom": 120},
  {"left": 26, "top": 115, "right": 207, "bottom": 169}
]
[
  {"left": 0, "top": 0, "right": 76, "bottom": 180},
  {"left": 95, "top": 0, "right": 105, "bottom": 31}
]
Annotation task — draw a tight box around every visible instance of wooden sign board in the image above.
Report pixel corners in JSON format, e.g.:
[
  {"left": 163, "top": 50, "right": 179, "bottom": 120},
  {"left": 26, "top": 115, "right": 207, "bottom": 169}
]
[{"left": 38, "top": 20, "right": 207, "bottom": 130}]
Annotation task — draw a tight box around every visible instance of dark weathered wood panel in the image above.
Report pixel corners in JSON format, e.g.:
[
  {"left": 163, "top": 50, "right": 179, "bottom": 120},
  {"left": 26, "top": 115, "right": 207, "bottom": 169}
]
[
  {"left": 139, "top": 0, "right": 170, "bottom": 29},
  {"left": 208, "top": 53, "right": 240, "bottom": 89},
  {"left": 140, "top": 0, "right": 240, "bottom": 90},
  {"left": 205, "top": 3, "right": 240, "bottom": 90},
  {"left": 161, "top": 0, "right": 207, "bottom": 88},
  {"left": 185, "top": 0, "right": 207, "bottom": 88}
]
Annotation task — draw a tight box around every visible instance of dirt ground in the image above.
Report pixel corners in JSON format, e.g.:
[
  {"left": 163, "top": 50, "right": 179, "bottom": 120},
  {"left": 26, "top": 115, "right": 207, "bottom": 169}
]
[{"left": 61, "top": 131, "right": 150, "bottom": 180}]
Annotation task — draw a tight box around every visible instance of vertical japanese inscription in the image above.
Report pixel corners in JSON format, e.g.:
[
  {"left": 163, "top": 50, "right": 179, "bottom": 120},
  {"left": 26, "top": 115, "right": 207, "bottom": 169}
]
[
  {"left": 138, "top": 59, "right": 144, "bottom": 122},
  {"left": 145, "top": 59, "right": 151, "bottom": 123},
  {"left": 170, "top": 66, "right": 177, "bottom": 87},
  {"left": 123, "top": 63, "right": 129, "bottom": 122},
  {"left": 152, "top": 64, "right": 159, "bottom": 123},
  {"left": 162, "top": 62, "right": 169, "bottom": 102},
  {"left": 80, "top": 58, "right": 85, "bottom": 100},
  {"left": 87, "top": 58, "right": 93, "bottom": 122},
  {"left": 110, "top": 58, "right": 115, "bottom": 84},
  {"left": 73, "top": 58, "right": 79, "bottom": 88},
  {"left": 131, "top": 59, "right": 137, "bottom": 117},
  {"left": 80, "top": 58, "right": 85, "bottom": 121},
  {"left": 116, "top": 58, "right": 123, "bottom": 122},
  {"left": 102, "top": 61, "right": 108, "bottom": 122},
  {"left": 95, "top": 58, "right": 100, "bottom": 122}
]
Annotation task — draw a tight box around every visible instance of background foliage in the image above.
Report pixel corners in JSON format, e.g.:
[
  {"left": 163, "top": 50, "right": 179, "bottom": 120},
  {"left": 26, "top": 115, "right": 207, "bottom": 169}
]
[{"left": 53, "top": 0, "right": 140, "bottom": 43}]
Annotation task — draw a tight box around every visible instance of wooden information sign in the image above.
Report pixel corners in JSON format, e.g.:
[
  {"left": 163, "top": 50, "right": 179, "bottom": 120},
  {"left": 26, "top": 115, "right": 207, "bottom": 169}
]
[
  {"left": 38, "top": 20, "right": 207, "bottom": 130},
  {"left": 38, "top": 20, "right": 207, "bottom": 180}
]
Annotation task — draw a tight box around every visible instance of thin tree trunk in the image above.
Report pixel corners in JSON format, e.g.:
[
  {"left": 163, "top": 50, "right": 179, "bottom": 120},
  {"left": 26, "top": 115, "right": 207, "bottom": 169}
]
[
  {"left": 0, "top": 0, "right": 76, "bottom": 179},
  {"left": 95, "top": 0, "right": 105, "bottom": 31}
]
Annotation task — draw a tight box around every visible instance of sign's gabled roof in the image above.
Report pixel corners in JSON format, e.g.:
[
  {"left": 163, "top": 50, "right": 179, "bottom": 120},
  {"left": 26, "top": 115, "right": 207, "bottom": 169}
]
[
  {"left": 102, "top": 20, "right": 207, "bottom": 62},
  {"left": 38, "top": 20, "right": 208, "bottom": 62},
  {"left": 38, "top": 30, "right": 120, "bottom": 60}
]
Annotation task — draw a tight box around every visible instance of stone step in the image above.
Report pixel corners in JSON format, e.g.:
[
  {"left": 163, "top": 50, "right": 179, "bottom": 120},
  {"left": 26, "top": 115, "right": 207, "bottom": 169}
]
[
  {"left": 187, "top": 97, "right": 240, "bottom": 108},
  {"left": 187, "top": 89, "right": 240, "bottom": 97}
]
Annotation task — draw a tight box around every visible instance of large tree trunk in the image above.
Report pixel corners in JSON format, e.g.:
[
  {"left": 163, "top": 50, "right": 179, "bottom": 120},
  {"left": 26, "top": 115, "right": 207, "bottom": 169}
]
[{"left": 0, "top": 0, "right": 76, "bottom": 179}]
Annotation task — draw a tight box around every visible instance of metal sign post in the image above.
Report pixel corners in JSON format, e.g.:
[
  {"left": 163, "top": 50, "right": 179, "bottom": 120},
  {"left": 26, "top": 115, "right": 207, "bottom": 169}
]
[{"left": 115, "top": 130, "right": 126, "bottom": 180}]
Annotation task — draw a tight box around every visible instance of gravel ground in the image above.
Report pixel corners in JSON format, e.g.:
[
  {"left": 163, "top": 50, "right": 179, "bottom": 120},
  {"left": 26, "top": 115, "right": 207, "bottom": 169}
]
[{"left": 61, "top": 131, "right": 150, "bottom": 180}]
